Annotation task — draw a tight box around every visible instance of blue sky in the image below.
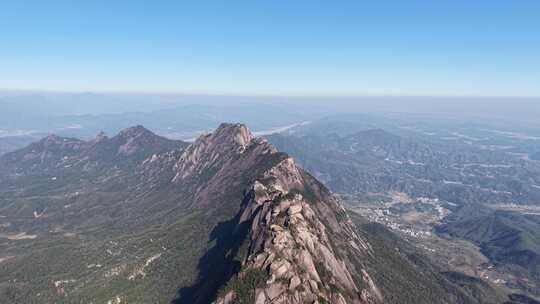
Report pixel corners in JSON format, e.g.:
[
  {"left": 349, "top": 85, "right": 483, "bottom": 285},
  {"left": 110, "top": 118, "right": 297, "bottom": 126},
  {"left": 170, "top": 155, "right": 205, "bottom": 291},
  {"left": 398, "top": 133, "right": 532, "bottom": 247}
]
[{"left": 1, "top": 1, "right": 539, "bottom": 96}]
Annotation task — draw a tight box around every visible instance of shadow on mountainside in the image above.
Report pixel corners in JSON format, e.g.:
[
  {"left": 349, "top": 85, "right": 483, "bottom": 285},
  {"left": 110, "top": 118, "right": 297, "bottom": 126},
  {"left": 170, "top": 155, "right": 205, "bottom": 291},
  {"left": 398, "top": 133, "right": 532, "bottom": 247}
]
[{"left": 171, "top": 197, "right": 253, "bottom": 304}]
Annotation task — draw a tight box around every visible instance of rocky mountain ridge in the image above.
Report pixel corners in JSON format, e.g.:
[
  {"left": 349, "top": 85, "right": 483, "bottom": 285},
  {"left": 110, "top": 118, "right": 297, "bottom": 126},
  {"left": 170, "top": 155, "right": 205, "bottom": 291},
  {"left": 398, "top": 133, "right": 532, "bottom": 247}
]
[
  {"left": 0, "top": 123, "right": 512, "bottom": 304},
  {"left": 213, "top": 137, "right": 382, "bottom": 303},
  {"left": 143, "top": 123, "right": 383, "bottom": 303}
]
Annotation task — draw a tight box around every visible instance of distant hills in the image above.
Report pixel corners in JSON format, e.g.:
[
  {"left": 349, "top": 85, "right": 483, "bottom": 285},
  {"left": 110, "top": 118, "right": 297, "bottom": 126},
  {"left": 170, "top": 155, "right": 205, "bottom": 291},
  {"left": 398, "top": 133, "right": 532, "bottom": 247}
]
[
  {"left": 438, "top": 207, "right": 540, "bottom": 293},
  {"left": 267, "top": 128, "right": 540, "bottom": 206}
]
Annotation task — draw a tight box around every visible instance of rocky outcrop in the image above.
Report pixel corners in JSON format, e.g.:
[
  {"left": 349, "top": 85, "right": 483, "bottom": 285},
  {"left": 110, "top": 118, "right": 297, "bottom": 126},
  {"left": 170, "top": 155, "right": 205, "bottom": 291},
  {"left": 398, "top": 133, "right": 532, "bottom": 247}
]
[
  {"left": 172, "top": 123, "right": 255, "bottom": 182},
  {"left": 207, "top": 125, "right": 382, "bottom": 304}
]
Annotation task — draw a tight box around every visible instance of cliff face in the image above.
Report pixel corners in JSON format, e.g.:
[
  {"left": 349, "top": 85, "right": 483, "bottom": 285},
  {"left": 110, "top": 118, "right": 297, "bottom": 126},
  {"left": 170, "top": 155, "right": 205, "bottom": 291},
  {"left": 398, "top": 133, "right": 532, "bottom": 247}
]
[{"left": 198, "top": 124, "right": 383, "bottom": 304}]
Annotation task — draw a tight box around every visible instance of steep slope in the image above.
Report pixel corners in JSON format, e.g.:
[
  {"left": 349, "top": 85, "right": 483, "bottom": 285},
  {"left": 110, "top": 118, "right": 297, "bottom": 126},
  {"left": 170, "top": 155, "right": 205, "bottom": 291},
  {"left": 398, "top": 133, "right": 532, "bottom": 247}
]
[
  {"left": 212, "top": 159, "right": 381, "bottom": 304},
  {"left": 143, "top": 123, "right": 381, "bottom": 303},
  {"left": 352, "top": 217, "right": 508, "bottom": 304}
]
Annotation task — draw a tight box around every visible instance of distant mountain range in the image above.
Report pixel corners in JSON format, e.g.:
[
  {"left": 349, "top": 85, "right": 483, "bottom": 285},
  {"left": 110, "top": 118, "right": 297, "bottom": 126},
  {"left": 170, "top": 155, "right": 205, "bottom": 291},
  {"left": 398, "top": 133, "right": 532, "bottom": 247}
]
[{"left": 267, "top": 129, "right": 540, "bottom": 206}]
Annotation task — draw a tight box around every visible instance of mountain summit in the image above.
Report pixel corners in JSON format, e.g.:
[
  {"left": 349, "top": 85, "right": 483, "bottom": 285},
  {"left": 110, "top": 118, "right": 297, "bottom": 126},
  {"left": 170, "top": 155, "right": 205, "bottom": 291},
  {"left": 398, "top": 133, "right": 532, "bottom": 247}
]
[{"left": 168, "top": 123, "right": 383, "bottom": 303}]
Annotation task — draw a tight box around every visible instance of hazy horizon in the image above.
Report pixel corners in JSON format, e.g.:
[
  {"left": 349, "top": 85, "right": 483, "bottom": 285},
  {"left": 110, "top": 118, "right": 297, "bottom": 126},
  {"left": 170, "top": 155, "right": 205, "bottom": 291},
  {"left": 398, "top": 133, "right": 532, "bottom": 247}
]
[{"left": 3, "top": 88, "right": 540, "bottom": 98}]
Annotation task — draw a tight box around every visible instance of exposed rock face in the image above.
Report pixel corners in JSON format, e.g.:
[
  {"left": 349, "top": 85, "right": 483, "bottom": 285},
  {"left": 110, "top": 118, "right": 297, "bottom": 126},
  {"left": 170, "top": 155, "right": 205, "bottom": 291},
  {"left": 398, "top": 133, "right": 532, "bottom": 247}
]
[
  {"left": 172, "top": 123, "right": 255, "bottom": 182},
  {"left": 205, "top": 124, "right": 383, "bottom": 304},
  {"left": 163, "top": 123, "right": 285, "bottom": 210},
  {"left": 139, "top": 123, "right": 382, "bottom": 303}
]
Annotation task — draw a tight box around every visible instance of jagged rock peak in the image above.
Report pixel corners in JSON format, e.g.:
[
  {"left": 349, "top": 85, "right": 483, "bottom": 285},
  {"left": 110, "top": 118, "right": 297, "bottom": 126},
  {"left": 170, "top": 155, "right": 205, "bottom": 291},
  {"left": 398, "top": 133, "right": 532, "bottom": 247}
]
[
  {"left": 208, "top": 123, "right": 254, "bottom": 148},
  {"left": 117, "top": 125, "right": 155, "bottom": 138},
  {"left": 213, "top": 149, "right": 381, "bottom": 303},
  {"left": 171, "top": 123, "right": 270, "bottom": 184},
  {"left": 91, "top": 131, "right": 108, "bottom": 143}
]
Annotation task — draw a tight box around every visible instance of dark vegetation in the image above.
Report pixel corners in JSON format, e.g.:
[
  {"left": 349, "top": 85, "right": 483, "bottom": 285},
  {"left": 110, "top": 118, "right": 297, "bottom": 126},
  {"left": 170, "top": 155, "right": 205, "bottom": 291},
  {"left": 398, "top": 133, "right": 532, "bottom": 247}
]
[
  {"left": 217, "top": 268, "right": 269, "bottom": 304},
  {"left": 351, "top": 213, "right": 508, "bottom": 304},
  {"left": 438, "top": 208, "right": 540, "bottom": 294},
  {"left": 173, "top": 197, "right": 253, "bottom": 304}
]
